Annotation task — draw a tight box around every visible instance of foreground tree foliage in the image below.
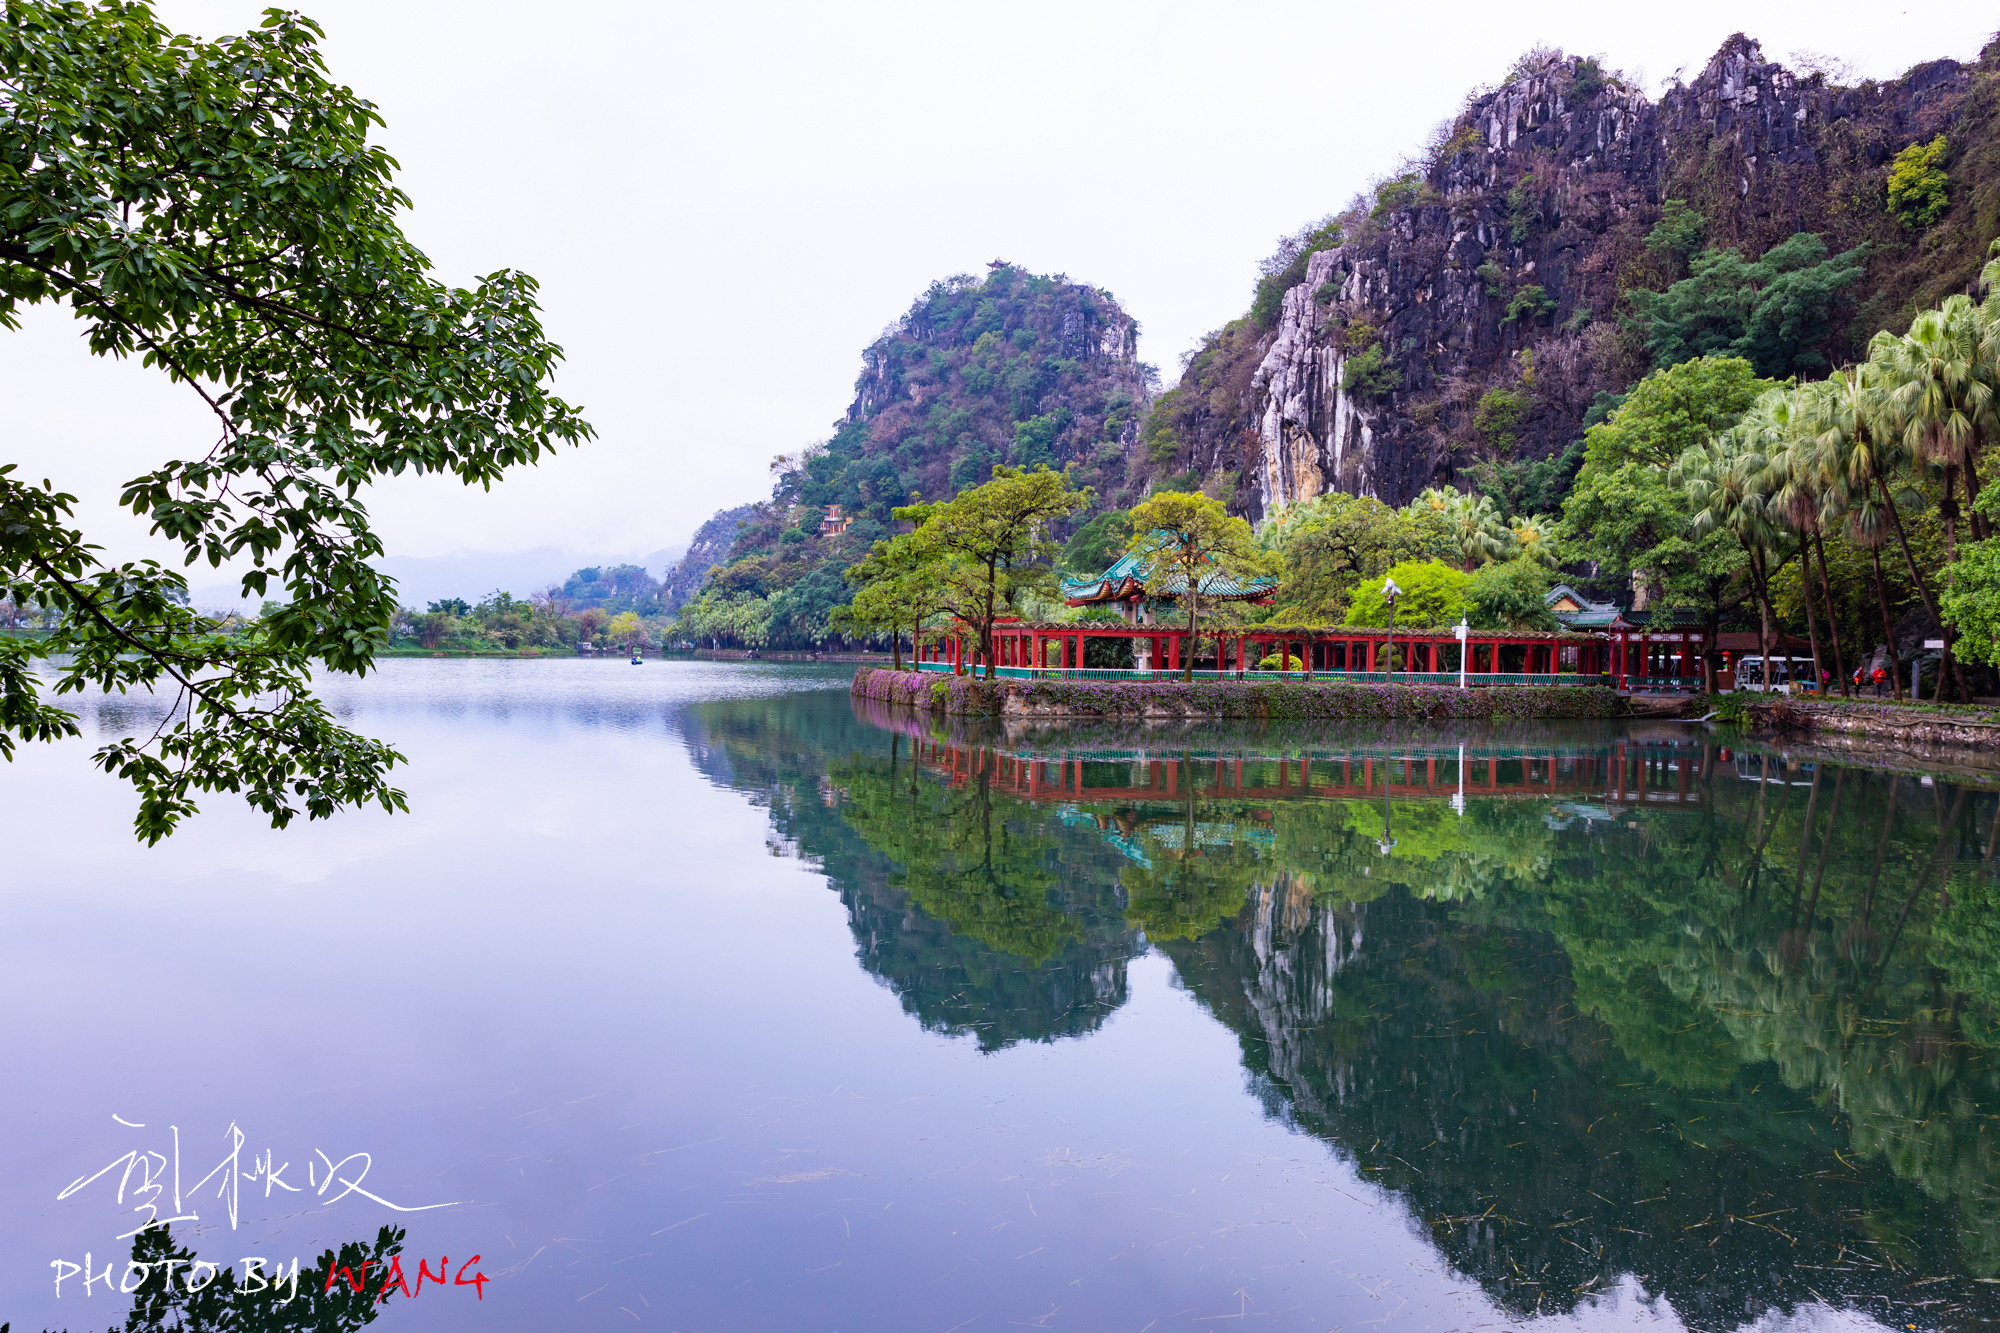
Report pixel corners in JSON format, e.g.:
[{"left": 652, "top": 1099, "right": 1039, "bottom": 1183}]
[{"left": 0, "top": 2, "right": 590, "bottom": 839}]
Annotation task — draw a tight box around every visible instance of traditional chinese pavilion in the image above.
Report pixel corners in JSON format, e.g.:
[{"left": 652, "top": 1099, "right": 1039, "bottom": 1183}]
[{"left": 1058, "top": 531, "right": 1278, "bottom": 622}]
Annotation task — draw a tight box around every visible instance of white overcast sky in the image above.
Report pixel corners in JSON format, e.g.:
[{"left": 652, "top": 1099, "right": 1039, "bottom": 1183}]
[{"left": 5, "top": 0, "right": 1993, "bottom": 582}]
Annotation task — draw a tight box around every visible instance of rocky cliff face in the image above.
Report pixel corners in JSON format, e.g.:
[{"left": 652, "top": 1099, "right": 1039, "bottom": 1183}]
[
  {"left": 1182, "top": 34, "right": 1998, "bottom": 519},
  {"left": 660, "top": 503, "right": 756, "bottom": 611}
]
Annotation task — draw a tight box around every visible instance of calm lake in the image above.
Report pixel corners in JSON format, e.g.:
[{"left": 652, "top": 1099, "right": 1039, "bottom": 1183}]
[{"left": 7, "top": 660, "right": 2000, "bottom": 1332}]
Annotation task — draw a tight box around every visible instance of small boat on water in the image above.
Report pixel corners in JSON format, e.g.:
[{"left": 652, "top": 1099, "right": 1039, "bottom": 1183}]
[{"left": 630, "top": 651, "right": 644, "bottom": 665}]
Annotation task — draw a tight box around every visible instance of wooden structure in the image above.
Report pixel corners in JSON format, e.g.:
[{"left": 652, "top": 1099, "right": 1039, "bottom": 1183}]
[
  {"left": 906, "top": 737, "right": 1708, "bottom": 810},
  {"left": 1060, "top": 530, "right": 1277, "bottom": 620},
  {"left": 894, "top": 551, "right": 1717, "bottom": 691},
  {"left": 1548, "top": 599, "right": 1715, "bottom": 692},
  {"left": 1602, "top": 615, "right": 1712, "bottom": 691},
  {"left": 915, "top": 620, "right": 1612, "bottom": 685}
]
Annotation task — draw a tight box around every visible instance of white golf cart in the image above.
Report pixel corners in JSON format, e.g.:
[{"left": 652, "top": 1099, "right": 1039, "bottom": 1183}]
[{"left": 1731, "top": 654, "right": 1818, "bottom": 695}]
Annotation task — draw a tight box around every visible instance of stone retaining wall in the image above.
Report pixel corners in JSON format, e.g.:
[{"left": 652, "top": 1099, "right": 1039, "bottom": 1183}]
[
  {"left": 1782, "top": 700, "right": 2000, "bottom": 766},
  {"left": 850, "top": 667, "right": 1627, "bottom": 722}
]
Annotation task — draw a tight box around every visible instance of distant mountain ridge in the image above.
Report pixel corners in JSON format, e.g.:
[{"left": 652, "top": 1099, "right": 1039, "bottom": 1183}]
[{"left": 188, "top": 543, "right": 688, "bottom": 612}]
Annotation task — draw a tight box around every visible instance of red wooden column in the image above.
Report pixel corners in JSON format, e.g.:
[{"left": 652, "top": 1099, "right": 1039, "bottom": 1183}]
[{"left": 1168, "top": 634, "right": 1179, "bottom": 673}]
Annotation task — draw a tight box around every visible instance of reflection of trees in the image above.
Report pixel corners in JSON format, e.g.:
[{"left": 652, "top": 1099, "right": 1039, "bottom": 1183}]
[
  {"left": 1116, "top": 755, "right": 1266, "bottom": 941},
  {"left": 111, "top": 1222, "right": 407, "bottom": 1331},
  {"left": 691, "top": 692, "right": 2000, "bottom": 1315},
  {"left": 1157, "top": 751, "right": 2000, "bottom": 1325},
  {"left": 834, "top": 750, "right": 1076, "bottom": 962},
  {"left": 680, "top": 692, "right": 1140, "bottom": 1052},
  {"left": 1167, "top": 890, "right": 1999, "bottom": 1327}
]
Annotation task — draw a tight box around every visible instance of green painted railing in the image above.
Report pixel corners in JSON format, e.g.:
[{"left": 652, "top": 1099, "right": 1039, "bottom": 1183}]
[
  {"left": 909, "top": 662, "right": 1606, "bottom": 687},
  {"left": 1624, "top": 675, "right": 1704, "bottom": 692}
]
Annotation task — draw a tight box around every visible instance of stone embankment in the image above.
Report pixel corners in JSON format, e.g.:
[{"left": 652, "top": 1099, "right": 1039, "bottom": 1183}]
[
  {"left": 1770, "top": 699, "right": 2000, "bottom": 769},
  {"left": 850, "top": 667, "right": 1626, "bottom": 722}
]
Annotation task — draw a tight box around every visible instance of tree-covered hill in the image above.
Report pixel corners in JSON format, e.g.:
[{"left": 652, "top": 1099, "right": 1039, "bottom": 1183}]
[{"left": 674, "top": 264, "right": 1155, "bottom": 646}]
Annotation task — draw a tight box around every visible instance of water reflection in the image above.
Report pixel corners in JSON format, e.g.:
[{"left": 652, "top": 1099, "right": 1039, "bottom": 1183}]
[
  {"left": 682, "top": 693, "right": 1141, "bottom": 1050},
  {"left": 20, "top": 665, "right": 2000, "bottom": 1332},
  {"left": 698, "top": 690, "right": 2000, "bottom": 1328}
]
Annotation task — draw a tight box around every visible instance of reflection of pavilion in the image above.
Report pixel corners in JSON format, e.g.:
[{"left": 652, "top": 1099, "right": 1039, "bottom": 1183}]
[{"left": 906, "top": 737, "right": 1708, "bottom": 811}]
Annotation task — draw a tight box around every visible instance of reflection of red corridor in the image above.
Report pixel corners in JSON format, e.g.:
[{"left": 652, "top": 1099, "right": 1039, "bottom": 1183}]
[{"left": 908, "top": 739, "right": 1706, "bottom": 807}]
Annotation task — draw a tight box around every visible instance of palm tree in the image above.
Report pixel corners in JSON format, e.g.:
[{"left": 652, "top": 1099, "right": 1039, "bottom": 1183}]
[
  {"left": 1509, "top": 514, "right": 1559, "bottom": 567},
  {"left": 1414, "top": 488, "right": 1514, "bottom": 570},
  {"left": 1842, "top": 483, "right": 1909, "bottom": 699},
  {"left": 1675, "top": 423, "right": 1788, "bottom": 685},
  {"left": 1873, "top": 305, "right": 1992, "bottom": 700},
  {"left": 1776, "top": 378, "right": 1864, "bottom": 694},
  {"left": 1744, "top": 386, "right": 1832, "bottom": 688},
  {"left": 1803, "top": 362, "right": 1934, "bottom": 700}
]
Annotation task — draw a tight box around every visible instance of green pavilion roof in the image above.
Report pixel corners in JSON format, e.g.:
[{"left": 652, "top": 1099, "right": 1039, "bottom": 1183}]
[{"left": 1061, "top": 531, "right": 1278, "bottom": 606}]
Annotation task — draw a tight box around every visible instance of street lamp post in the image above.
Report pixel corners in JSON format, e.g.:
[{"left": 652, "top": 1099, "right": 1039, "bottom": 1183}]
[
  {"left": 1381, "top": 577, "right": 1402, "bottom": 684},
  {"left": 1377, "top": 770, "right": 1398, "bottom": 856},
  {"left": 1455, "top": 617, "right": 1469, "bottom": 690}
]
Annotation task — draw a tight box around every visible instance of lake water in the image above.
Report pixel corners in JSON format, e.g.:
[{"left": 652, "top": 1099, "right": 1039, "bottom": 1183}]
[{"left": 7, "top": 660, "right": 2000, "bottom": 1332}]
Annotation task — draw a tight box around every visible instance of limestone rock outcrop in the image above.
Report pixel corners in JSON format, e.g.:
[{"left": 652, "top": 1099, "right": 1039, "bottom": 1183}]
[{"left": 1199, "top": 34, "right": 1991, "bottom": 519}]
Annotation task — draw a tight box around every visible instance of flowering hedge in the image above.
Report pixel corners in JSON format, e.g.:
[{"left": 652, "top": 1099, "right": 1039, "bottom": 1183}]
[
  {"left": 852, "top": 668, "right": 1624, "bottom": 721},
  {"left": 851, "top": 667, "right": 1005, "bottom": 715}
]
